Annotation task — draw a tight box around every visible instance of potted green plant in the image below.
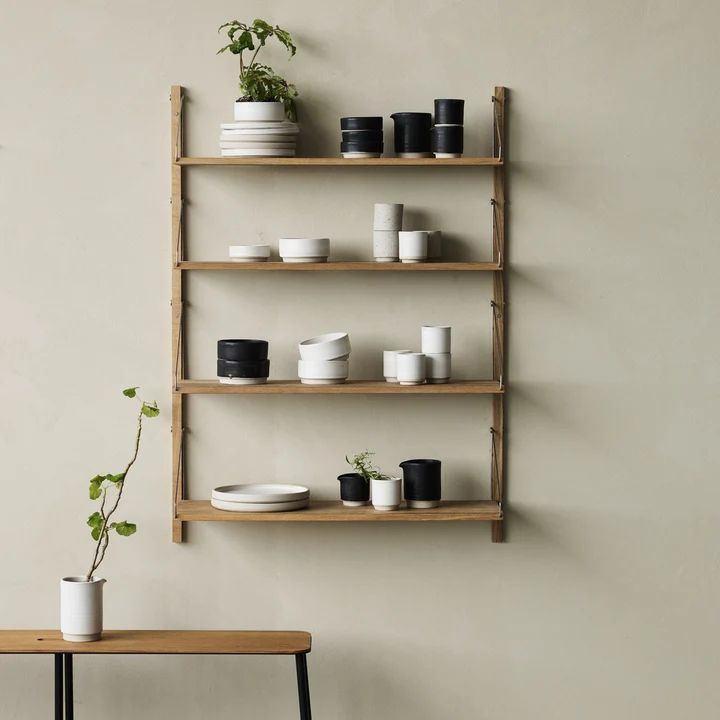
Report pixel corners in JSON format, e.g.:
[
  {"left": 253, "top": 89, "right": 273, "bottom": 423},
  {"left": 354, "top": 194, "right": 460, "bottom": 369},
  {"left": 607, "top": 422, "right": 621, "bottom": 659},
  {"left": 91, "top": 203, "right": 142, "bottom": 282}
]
[
  {"left": 60, "top": 387, "right": 159, "bottom": 642},
  {"left": 217, "top": 18, "right": 298, "bottom": 122},
  {"left": 342, "top": 451, "right": 401, "bottom": 511}
]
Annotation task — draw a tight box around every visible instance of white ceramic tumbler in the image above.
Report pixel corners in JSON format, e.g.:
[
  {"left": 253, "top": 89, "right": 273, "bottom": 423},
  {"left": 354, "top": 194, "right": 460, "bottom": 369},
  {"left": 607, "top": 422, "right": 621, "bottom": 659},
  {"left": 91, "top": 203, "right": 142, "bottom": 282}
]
[
  {"left": 425, "top": 352, "right": 451, "bottom": 383},
  {"left": 60, "top": 576, "right": 106, "bottom": 642},
  {"left": 371, "top": 477, "right": 402, "bottom": 511},
  {"left": 399, "top": 231, "right": 428, "bottom": 263},
  {"left": 396, "top": 352, "right": 426, "bottom": 385},
  {"left": 373, "top": 203, "right": 404, "bottom": 231},
  {"left": 373, "top": 230, "right": 400, "bottom": 262},
  {"left": 383, "top": 349, "right": 412, "bottom": 382},
  {"left": 421, "top": 325, "right": 451, "bottom": 354}
]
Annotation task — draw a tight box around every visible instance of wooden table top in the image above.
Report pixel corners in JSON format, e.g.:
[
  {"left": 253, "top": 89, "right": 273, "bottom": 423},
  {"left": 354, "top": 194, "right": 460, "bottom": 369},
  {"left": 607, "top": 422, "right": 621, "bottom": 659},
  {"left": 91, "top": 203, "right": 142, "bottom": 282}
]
[{"left": 0, "top": 630, "right": 311, "bottom": 655}]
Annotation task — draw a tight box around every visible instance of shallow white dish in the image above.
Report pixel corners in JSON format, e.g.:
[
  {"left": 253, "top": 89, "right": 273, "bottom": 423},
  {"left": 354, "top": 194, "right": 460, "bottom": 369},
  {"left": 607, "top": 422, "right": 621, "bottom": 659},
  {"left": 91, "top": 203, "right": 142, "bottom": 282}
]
[
  {"left": 218, "top": 377, "right": 268, "bottom": 385},
  {"left": 212, "top": 483, "right": 310, "bottom": 503},
  {"left": 281, "top": 257, "right": 328, "bottom": 263},
  {"left": 298, "top": 332, "right": 351, "bottom": 361},
  {"left": 211, "top": 498, "right": 309, "bottom": 512},
  {"left": 229, "top": 244, "right": 271, "bottom": 261},
  {"left": 221, "top": 148, "right": 296, "bottom": 157}
]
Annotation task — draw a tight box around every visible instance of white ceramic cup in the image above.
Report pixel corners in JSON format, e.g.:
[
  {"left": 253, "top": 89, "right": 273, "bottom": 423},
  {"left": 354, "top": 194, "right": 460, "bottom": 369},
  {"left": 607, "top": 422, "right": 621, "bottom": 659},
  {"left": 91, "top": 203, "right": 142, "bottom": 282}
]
[
  {"left": 427, "top": 230, "right": 442, "bottom": 259},
  {"left": 396, "top": 352, "right": 426, "bottom": 385},
  {"left": 421, "top": 325, "right": 451, "bottom": 354},
  {"left": 298, "top": 332, "right": 351, "bottom": 361},
  {"left": 425, "top": 352, "right": 451, "bottom": 383},
  {"left": 383, "top": 349, "right": 412, "bottom": 382},
  {"left": 371, "top": 477, "right": 402, "bottom": 511},
  {"left": 298, "top": 359, "right": 349, "bottom": 384},
  {"left": 373, "top": 203, "right": 404, "bottom": 231},
  {"left": 373, "top": 230, "right": 400, "bottom": 262},
  {"left": 399, "top": 231, "right": 428, "bottom": 263},
  {"left": 60, "top": 576, "right": 106, "bottom": 642}
]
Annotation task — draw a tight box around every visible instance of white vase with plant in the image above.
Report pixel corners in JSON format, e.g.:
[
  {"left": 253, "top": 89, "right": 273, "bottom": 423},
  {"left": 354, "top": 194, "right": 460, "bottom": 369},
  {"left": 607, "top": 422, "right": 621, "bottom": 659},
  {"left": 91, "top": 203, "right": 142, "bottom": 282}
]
[
  {"left": 346, "top": 450, "right": 402, "bottom": 512},
  {"left": 60, "top": 387, "right": 159, "bottom": 642},
  {"left": 217, "top": 18, "right": 298, "bottom": 122}
]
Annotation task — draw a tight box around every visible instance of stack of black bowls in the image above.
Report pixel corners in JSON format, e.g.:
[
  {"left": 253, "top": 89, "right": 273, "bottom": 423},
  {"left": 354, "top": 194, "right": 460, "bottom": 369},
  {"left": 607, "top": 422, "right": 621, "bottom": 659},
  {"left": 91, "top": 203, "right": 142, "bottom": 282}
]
[
  {"left": 391, "top": 112, "right": 432, "bottom": 158},
  {"left": 432, "top": 99, "right": 464, "bottom": 158},
  {"left": 340, "top": 117, "right": 383, "bottom": 158},
  {"left": 217, "top": 339, "right": 269, "bottom": 385}
]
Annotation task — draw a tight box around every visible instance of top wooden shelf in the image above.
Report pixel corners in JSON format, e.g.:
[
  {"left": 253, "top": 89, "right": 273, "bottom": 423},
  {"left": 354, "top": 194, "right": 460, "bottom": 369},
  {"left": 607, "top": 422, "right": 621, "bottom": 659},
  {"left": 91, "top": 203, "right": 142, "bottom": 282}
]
[{"left": 176, "top": 156, "right": 502, "bottom": 167}]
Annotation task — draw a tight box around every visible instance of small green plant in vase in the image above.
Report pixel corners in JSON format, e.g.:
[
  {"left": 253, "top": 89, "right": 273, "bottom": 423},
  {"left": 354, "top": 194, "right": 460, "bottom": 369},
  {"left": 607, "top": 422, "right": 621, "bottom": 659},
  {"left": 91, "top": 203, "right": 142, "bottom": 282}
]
[
  {"left": 342, "top": 451, "right": 401, "bottom": 511},
  {"left": 218, "top": 18, "right": 299, "bottom": 122},
  {"left": 60, "top": 387, "right": 159, "bottom": 642}
]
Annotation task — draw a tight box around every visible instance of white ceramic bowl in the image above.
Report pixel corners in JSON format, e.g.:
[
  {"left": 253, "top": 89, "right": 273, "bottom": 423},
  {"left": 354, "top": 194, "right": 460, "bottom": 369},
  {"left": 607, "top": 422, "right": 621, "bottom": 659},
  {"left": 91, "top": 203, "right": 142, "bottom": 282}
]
[
  {"left": 298, "top": 332, "right": 351, "bottom": 361},
  {"left": 298, "top": 359, "right": 349, "bottom": 383},
  {"left": 228, "top": 244, "right": 271, "bottom": 262},
  {"left": 279, "top": 238, "right": 330, "bottom": 262}
]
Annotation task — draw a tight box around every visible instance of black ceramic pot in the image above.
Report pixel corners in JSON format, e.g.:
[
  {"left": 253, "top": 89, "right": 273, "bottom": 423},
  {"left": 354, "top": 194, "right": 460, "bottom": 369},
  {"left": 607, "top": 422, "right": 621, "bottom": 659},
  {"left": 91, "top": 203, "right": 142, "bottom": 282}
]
[
  {"left": 341, "top": 141, "right": 384, "bottom": 153},
  {"left": 432, "top": 125, "right": 464, "bottom": 154},
  {"left": 341, "top": 116, "right": 383, "bottom": 131},
  {"left": 217, "top": 358, "right": 270, "bottom": 378},
  {"left": 391, "top": 112, "right": 432, "bottom": 154},
  {"left": 434, "top": 99, "right": 465, "bottom": 125},
  {"left": 217, "top": 339, "right": 268, "bottom": 361},
  {"left": 342, "top": 130, "right": 384, "bottom": 144},
  {"left": 399, "top": 459, "right": 441, "bottom": 508},
  {"left": 337, "top": 473, "right": 370, "bottom": 505}
]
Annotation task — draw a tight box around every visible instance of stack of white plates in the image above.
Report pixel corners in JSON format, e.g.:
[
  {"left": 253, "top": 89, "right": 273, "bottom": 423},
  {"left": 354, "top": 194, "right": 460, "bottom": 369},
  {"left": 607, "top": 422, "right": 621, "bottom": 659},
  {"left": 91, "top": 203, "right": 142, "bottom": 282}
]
[
  {"left": 211, "top": 484, "right": 310, "bottom": 512},
  {"left": 297, "top": 332, "right": 351, "bottom": 384},
  {"left": 220, "top": 121, "right": 299, "bottom": 157},
  {"left": 279, "top": 237, "right": 330, "bottom": 263}
]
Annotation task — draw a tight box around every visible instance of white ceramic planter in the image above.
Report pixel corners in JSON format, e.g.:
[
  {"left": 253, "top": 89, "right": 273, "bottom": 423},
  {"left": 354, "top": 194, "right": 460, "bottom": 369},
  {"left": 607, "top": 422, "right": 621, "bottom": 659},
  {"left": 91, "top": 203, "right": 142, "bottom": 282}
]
[
  {"left": 399, "top": 231, "right": 428, "bottom": 263},
  {"left": 427, "top": 230, "right": 442, "bottom": 259},
  {"left": 298, "top": 332, "right": 351, "bottom": 361},
  {"left": 421, "top": 325, "right": 451, "bottom": 354},
  {"left": 298, "top": 359, "right": 349, "bottom": 384},
  {"left": 371, "top": 477, "right": 402, "bottom": 511},
  {"left": 373, "top": 203, "right": 404, "bottom": 231},
  {"left": 234, "top": 100, "right": 285, "bottom": 122},
  {"left": 373, "top": 231, "right": 400, "bottom": 262},
  {"left": 425, "top": 352, "right": 451, "bottom": 383},
  {"left": 60, "top": 576, "right": 106, "bottom": 642},
  {"left": 279, "top": 237, "right": 330, "bottom": 263},
  {"left": 383, "top": 349, "right": 411, "bottom": 382},
  {"left": 396, "top": 352, "right": 426, "bottom": 385}
]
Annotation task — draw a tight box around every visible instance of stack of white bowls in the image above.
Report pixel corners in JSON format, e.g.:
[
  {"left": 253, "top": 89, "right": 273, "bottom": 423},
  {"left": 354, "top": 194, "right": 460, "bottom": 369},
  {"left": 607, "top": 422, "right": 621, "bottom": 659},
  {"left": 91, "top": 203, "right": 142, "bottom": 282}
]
[
  {"left": 228, "top": 244, "right": 271, "bottom": 262},
  {"left": 211, "top": 484, "right": 309, "bottom": 513},
  {"left": 373, "top": 203, "right": 403, "bottom": 262},
  {"left": 219, "top": 106, "right": 299, "bottom": 157},
  {"left": 421, "top": 325, "right": 452, "bottom": 384},
  {"left": 298, "top": 332, "right": 351, "bottom": 384},
  {"left": 279, "top": 237, "right": 330, "bottom": 263}
]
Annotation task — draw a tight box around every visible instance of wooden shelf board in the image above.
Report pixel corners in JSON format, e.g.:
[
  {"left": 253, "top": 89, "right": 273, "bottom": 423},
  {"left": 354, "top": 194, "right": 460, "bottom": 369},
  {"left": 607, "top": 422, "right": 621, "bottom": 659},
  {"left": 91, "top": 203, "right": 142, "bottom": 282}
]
[
  {"left": 178, "top": 261, "right": 501, "bottom": 272},
  {"left": 176, "top": 156, "right": 502, "bottom": 167},
  {"left": 177, "top": 500, "right": 502, "bottom": 523},
  {"left": 177, "top": 380, "right": 503, "bottom": 395}
]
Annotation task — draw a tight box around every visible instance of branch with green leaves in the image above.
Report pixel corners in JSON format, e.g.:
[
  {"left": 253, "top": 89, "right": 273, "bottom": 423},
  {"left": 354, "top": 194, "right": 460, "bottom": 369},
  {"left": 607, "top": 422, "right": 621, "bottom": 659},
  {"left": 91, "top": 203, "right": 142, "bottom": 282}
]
[
  {"left": 217, "top": 18, "right": 299, "bottom": 121},
  {"left": 85, "top": 387, "right": 159, "bottom": 581},
  {"left": 345, "top": 451, "right": 392, "bottom": 482}
]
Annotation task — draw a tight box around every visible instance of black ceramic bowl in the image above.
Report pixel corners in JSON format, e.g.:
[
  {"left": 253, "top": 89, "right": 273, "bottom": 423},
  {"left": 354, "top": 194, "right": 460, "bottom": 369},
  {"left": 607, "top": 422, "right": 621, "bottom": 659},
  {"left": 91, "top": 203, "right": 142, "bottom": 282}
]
[
  {"left": 341, "top": 141, "right": 384, "bottom": 153},
  {"left": 217, "top": 358, "right": 270, "bottom": 378},
  {"left": 337, "top": 473, "right": 370, "bottom": 502},
  {"left": 217, "top": 339, "right": 268, "bottom": 361},
  {"left": 341, "top": 116, "right": 383, "bottom": 131},
  {"left": 434, "top": 99, "right": 465, "bottom": 125},
  {"left": 399, "top": 459, "right": 442, "bottom": 501},
  {"left": 432, "top": 125, "right": 464, "bottom": 154},
  {"left": 391, "top": 112, "right": 432, "bottom": 129},
  {"left": 342, "top": 129, "right": 384, "bottom": 144}
]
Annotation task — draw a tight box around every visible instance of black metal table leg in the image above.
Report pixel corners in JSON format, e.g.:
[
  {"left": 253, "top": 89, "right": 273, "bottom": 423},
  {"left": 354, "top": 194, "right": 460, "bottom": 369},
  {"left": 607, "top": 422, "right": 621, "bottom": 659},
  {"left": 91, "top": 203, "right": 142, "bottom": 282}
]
[
  {"left": 63, "top": 654, "right": 74, "bottom": 720},
  {"left": 54, "top": 654, "right": 63, "bottom": 720},
  {"left": 295, "top": 653, "right": 311, "bottom": 720}
]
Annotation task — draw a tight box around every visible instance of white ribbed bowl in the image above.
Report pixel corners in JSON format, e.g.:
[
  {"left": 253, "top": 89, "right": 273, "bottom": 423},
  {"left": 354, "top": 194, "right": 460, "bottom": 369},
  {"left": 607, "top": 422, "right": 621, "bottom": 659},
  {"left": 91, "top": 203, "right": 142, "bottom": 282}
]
[{"left": 298, "top": 332, "right": 351, "bottom": 361}]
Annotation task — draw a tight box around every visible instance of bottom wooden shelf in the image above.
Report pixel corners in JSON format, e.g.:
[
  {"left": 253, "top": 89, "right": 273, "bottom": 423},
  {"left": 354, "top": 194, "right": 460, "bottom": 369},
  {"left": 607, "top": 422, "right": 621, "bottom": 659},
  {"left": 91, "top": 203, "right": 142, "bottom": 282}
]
[{"left": 176, "top": 500, "right": 501, "bottom": 523}]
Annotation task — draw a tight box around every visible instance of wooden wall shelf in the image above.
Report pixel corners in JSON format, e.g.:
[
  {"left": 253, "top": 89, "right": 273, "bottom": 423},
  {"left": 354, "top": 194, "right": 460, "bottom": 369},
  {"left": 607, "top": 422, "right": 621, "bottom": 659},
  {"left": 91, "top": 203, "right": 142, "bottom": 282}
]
[
  {"left": 170, "top": 85, "right": 508, "bottom": 542},
  {"left": 177, "top": 500, "right": 502, "bottom": 523},
  {"left": 177, "top": 380, "right": 503, "bottom": 395}
]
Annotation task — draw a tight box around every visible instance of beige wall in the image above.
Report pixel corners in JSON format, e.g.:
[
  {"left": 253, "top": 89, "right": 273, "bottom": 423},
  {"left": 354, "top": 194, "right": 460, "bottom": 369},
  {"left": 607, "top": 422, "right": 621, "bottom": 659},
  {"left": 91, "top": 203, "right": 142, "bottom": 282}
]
[{"left": 1, "top": 0, "right": 719, "bottom": 717}]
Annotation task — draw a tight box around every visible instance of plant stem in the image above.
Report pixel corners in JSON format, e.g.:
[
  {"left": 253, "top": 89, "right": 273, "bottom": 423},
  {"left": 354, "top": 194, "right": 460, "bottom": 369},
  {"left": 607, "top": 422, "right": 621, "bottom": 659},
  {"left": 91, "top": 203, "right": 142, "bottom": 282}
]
[{"left": 85, "top": 409, "right": 143, "bottom": 580}]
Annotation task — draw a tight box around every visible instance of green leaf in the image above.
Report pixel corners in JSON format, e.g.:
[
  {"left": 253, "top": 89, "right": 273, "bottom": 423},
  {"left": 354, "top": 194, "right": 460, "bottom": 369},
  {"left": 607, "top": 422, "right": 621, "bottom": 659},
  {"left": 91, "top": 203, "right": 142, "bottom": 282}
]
[
  {"left": 89, "top": 475, "right": 104, "bottom": 499},
  {"left": 106, "top": 473, "right": 125, "bottom": 484},
  {"left": 91, "top": 526, "right": 102, "bottom": 541},
  {"left": 122, "top": 387, "right": 138, "bottom": 398},
  {"left": 114, "top": 521, "right": 137, "bottom": 537},
  {"left": 87, "top": 511, "right": 103, "bottom": 528},
  {"left": 141, "top": 402, "right": 159, "bottom": 418}
]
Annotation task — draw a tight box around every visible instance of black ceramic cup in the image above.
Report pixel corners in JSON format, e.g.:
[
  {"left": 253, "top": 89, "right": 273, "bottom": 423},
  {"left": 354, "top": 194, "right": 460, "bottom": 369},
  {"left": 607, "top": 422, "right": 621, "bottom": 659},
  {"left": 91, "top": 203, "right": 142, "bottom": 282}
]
[
  {"left": 217, "top": 358, "right": 270, "bottom": 378},
  {"left": 342, "top": 130, "right": 384, "bottom": 144},
  {"left": 434, "top": 99, "right": 465, "bottom": 125},
  {"left": 337, "top": 473, "right": 370, "bottom": 504},
  {"left": 341, "top": 116, "right": 383, "bottom": 131},
  {"left": 432, "top": 125, "right": 464, "bottom": 154},
  {"left": 341, "top": 141, "right": 384, "bottom": 153},
  {"left": 391, "top": 113, "right": 432, "bottom": 154},
  {"left": 217, "top": 339, "right": 268, "bottom": 361},
  {"left": 399, "top": 459, "right": 441, "bottom": 506}
]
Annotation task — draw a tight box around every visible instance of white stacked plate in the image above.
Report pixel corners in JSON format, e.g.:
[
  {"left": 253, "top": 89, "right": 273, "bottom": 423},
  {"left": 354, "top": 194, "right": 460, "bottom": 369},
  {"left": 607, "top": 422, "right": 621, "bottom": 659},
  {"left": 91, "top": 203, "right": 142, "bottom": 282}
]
[
  {"left": 279, "top": 237, "right": 330, "bottom": 263},
  {"left": 211, "top": 484, "right": 310, "bottom": 512},
  {"left": 220, "top": 121, "right": 299, "bottom": 157}
]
